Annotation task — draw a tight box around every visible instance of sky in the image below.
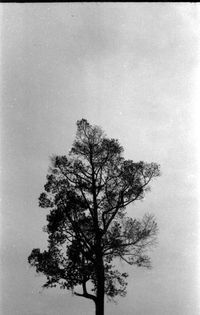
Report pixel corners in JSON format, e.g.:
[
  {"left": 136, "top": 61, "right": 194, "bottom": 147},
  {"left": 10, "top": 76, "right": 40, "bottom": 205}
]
[{"left": 1, "top": 3, "right": 200, "bottom": 315}]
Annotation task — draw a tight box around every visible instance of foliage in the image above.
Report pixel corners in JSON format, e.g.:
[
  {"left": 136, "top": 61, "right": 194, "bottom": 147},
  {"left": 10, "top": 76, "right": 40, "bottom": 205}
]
[{"left": 28, "top": 119, "right": 160, "bottom": 304}]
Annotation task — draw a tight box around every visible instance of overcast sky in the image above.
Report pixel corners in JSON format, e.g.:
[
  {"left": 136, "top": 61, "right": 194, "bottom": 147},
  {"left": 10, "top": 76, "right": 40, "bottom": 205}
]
[{"left": 1, "top": 3, "right": 200, "bottom": 315}]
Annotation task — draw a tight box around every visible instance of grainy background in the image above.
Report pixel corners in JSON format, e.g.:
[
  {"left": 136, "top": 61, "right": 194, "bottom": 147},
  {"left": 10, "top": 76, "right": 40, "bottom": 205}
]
[{"left": 1, "top": 3, "right": 200, "bottom": 315}]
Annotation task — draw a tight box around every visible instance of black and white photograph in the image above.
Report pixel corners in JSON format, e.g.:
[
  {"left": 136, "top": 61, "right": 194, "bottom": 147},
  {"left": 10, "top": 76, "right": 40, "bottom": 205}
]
[{"left": 1, "top": 3, "right": 200, "bottom": 315}]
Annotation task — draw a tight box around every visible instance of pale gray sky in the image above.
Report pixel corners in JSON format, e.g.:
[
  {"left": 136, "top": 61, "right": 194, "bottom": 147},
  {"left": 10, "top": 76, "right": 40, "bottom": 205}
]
[{"left": 1, "top": 3, "right": 200, "bottom": 315}]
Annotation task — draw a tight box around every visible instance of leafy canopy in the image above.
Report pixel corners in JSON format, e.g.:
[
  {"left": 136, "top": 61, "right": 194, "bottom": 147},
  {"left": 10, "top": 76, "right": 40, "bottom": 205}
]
[{"left": 28, "top": 119, "right": 160, "bottom": 301}]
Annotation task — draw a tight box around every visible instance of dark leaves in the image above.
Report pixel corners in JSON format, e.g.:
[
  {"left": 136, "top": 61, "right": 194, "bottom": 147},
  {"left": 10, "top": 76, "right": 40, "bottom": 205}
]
[{"left": 28, "top": 118, "right": 160, "bottom": 301}]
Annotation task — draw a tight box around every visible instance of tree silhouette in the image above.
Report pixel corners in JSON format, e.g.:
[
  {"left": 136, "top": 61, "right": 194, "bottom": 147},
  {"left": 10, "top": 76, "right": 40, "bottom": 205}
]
[{"left": 28, "top": 119, "right": 160, "bottom": 315}]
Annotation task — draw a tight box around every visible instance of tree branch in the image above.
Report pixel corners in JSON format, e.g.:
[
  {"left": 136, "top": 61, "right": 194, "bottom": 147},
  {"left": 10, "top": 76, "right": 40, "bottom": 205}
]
[
  {"left": 74, "top": 291, "right": 96, "bottom": 302},
  {"left": 74, "top": 279, "right": 96, "bottom": 302}
]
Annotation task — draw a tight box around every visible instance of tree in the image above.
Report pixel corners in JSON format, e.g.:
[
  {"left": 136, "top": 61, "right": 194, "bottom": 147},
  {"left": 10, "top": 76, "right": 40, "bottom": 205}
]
[{"left": 28, "top": 119, "right": 160, "bottom": 315}]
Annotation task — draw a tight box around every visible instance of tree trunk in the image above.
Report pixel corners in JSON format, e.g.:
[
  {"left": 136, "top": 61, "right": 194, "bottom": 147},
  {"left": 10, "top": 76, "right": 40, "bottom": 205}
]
[
  {"left": 94, "top": 236, "right": 105, "bottom": 315},
  {"left": 95, "top": 260, "right": 105, "bottom": 315}
]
